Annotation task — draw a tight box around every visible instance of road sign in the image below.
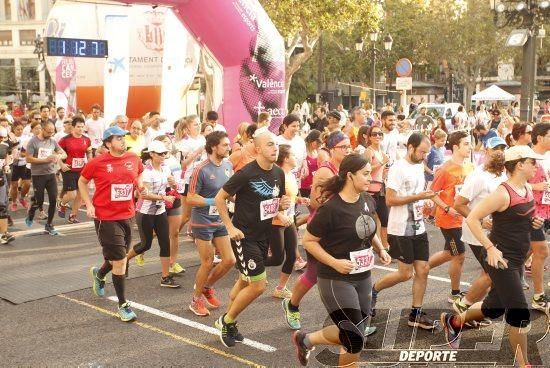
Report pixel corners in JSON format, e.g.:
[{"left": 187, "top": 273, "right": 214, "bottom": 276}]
[
  {"left": 359, "top": 89, "right": 369, "bottom": 101},
  {"left": 396, "top": 58, "right": 412, "bottom": 77},
  {"left": 396, "top": 77, "right": 413, "bottom": 90}
]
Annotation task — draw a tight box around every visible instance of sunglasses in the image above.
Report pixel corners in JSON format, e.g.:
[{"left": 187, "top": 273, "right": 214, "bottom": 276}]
[
  {"left": 334, "top": 144, "right": 352, "bottom": 150},
  {"left": 370, "top": 132, "right": 384, "bottom": 137},
  {"left": 153, "top": 151, "right": 168, "bottom": 156}
]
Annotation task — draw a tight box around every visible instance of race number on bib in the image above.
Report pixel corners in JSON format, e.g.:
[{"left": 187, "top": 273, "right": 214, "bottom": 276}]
[
  {"left": 71, "top": 157, "right": 86, "bottom": 169},
  {"left": 349, "top": 248, "right": 375, "bottom": 274},
  {"left": 260, "top": 198, "right": 280, "bottom": 221},
  {"left": 208, "top": 205, "right": 219, "bottom": 216},
  {"left": 38, "top": 148, "right": 53, "bottom": 159},
  {"left": 543, "top": 190, "right": 550, "bottom": 205},
  {"left": 111, "top": 184, "right": 133, "bottom": 201}
]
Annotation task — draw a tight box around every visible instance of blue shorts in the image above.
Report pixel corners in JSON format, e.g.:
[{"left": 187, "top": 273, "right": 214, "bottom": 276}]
[{"left": 192, "top": 225, "right": 228, "bottom": 241}]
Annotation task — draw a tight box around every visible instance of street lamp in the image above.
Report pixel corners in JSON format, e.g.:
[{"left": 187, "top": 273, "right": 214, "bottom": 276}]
[{"left": 490, "top": 0, "right": 550, "bottom": 122}]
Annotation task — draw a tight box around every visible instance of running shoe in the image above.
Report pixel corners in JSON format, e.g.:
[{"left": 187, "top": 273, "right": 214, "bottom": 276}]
[
  {"left": 189, "top": 297, "right": 210, "bottom": 316},
  {"left": 0, "top": 236, "right": 7, "bottom": 245},
  {"left": 408, "top": 311, "right": 436, "bottom": 330},
  {"left": 37, "top": 210, "right": 48, "bottom": 220},
  {"left": 117, "top": 302, "right": 137, "bottom": 322},
  {"left": 447, "top": 291, "right": 467, "bottom": 304},
  {"left": 213, "top": 254, "right": 222, "bottom": 265},
  {"left": 9, "top": 202, "right": 17, "bottom": 212},
  {"left": 169, "top": 262, "right": 185, "bottom": 274},
  {"left": 89, "top": 266, "right": 105, "bottom": 297},
  {"left": 57, "top": 199, "right": 67, "bottom": 218},
  {"left": 203, "top": 287, "right": 221, "bottom": 308},
  {"left": 215, "top": 315, "right": 236, "bottom": 347},
  {"left": 282, "top": 298, "right": 301, "bottom": 330},
  {"left": 68, "top": 214, "right": 80, "bottom": 224},
  {"left": 135, "top": 254, "right": 145, "bottom": 266},
  {"left": 441, "top": 312, "right": 461, "bottom": 349},
  {"left": 1, "top": 233, "right": 15, "bottom": 244},
  {"left": 25, "top": 215, "right": 33, "bottom": 227},
  {"left": 532, "top": 294, "right": 550, "bottom": 313},
  {"left": 273, "top": 286, "right": 292, "bottom": 299},
  {"left": 45, "top": 224, "right": 59, "bottom": 235},
  {"left": 294, "top": 257, "right": 307, "bottom": 271},
  {"left": 364, "top": 325, "right": 377, "bottom": 337},
  {"left": 452, "top": 299, "right": 491, "bottom": 328},
  {"left": 160, "top": 275, "right": 181, "bottom": 288},
  {"left": 292, "top": 330, "right": 311, "bottom": 366},
  {"left": 19, "top": 198, "right": 29, "bottom": 209}
]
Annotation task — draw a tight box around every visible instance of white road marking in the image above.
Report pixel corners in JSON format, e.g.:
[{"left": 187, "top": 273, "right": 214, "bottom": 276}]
[
  {"left": 12, "top": 221, "right": 94, "bottom": 237},
  {"left": 106, "top": 296, "right": 277, "bottom": 353},
  {"left": 374, "top": 265, "right": 472, "bottom": 287}
]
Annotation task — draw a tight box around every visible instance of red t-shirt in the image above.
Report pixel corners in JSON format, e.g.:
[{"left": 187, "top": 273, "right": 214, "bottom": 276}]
[
  {"left": 58, "top": 134, "right": 91, "bottom": 172},
  {"left": 80, "top": 152, "right": 144, "bottom": 221}
]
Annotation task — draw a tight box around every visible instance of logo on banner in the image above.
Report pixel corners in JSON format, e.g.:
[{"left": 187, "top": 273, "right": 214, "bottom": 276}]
[
  {"left": 252, "top": 101, "right": 285, "bottom": 117},
  {"left": 248, "top": 74, "right": 285, "bottom": 90},
  {"left": 138, "top": 10, "right": 165, "bottom": 51}
]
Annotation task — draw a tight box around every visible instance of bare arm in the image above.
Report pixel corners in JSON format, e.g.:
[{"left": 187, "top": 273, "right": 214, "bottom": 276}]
[
  {"left": 309, "top": 167, "right": 334, "bottom": 210},
  {"left": 466, "top": 186, "right": 508, "bottom": 250},
  {"left": 78, "top": 175, "right": 95, "bottom": 218},
  {"left": 454, "top": 195, "right": 471, "bottom": 217},
  {"left": 385, "top": 188, "right": 435, "bottom": 207},
  {"left": 215, "top": 188, "right": 244, "bottom": 240},
  {"left": 303, "top": 230, "right": 353, "bottom": 274}
]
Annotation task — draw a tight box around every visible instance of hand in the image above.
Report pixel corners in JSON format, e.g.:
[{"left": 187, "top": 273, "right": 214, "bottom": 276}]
[
  {"left": 164, "top": 195, "right": 175, "bottom": 204},
  {"left": 486, "top": 246, "right": 507, "bottom": 269},
  {"left": 300, "top": 164, "right": 309, "bottom": 179},
  {"left": 167, "top": 176, "right": 176, "bottom": 187},
  {"left": 331, "top": 259, "right": 355, "bottom": 274},
  {"left": 531, "top": 216, "right": 544, "bottom": 230},
  {"left": 447, "top": 207, "right": 461, "bottom": 218},
  {"left": 86, "top": 204, "right": 96, "bottom": 218},
  {"left": 481, "top": 218, "right": 493, "bottom": 230},
  {"left": 47, "top": 155, "right": 58, "bottom": 162},
  {"left": 279, "top": 195, "right": 291, "bottom": 210},
  {"left": 60, "top": 163, "right": 71, "bottom": 172},
  {"left": 277, "top": 214, "right": 293, "bottom": 227},
  {"left": 228, "top": 226, "right": 245, "bottom": 241},
  {"left": 417, "top": 190, "right": 437, "bottom": 200},
  {"left": 298, "top": 197, "right": 310, "bottom": 206},
  {"left": 137, "top": 186, "right": 147, "bottom": 196},
  {"left": 532, "top": 182, "right": 549, "bottom": 192},
  {"left": 381, "top": 154, "right": 390, "bottom": 166},
  {"left": 378, "top": 249, "right": 392, "bottom": 266}
]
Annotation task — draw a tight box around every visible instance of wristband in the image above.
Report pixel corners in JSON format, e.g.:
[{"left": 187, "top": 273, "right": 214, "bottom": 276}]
[
  {"left": 485, "top": 244, "right": 494, "bottom": 250},
  {"left": 205, "top": 198, "right": 215, "bottom": 206}
]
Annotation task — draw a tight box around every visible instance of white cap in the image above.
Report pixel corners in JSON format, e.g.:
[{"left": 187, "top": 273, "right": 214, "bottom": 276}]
[
  {"left": 147, "top": 140, "right": 169, "bottom": 154},
  {"left": 504, "top": 145, "right": 546, "bottom": 162}
]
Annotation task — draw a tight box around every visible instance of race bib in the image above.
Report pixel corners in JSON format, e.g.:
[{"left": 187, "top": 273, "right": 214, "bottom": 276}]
[
  {"left": 94, "top": 138, "right": 102, "bottom": 146},
  {"left": 260, "top": 198, "right": 280, "bottom": 221},
  {"left": 413, "top": 201, "right": 424, "bottom": 221},
  {"left": 542, "top": 190, "right": 550, "bottom": 205},
  {"left": 38, "top": 148, "right": 52, "bottom": 159},
  {"left": 228, "top": 201, "right": 235, "bottom": 213},
  {"left": 176, "top": 182, "right": 185, "bottom": 193},
  {"left": 208, "top": 205, "right": 219, "bottom": 216},
  {"left": 111, "top": 184, "right": 133, "bottom": 201},
  {"left": 71, "top": 157, "right": 86, "bottom": 169},
  {"left": 432, "top": 164, "right": 441, "bottom": 173},
  {"left": 349, "top": 248, "right": 375, "bottom": 274}
]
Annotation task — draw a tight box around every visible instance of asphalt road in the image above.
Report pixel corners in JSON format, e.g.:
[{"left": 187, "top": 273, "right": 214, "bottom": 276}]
[{"left": 1, "top": 209, "right": 549, "bottom": 367}]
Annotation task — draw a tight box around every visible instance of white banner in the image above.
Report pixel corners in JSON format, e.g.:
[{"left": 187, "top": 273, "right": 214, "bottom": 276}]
[{"left": 104, "top": 15, "right": 130, "bottom": 124}]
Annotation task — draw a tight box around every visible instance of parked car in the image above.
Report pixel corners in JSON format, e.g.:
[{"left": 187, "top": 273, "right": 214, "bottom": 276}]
[{"left": 408, "top": 103, "right": 461, "bottom": 131}]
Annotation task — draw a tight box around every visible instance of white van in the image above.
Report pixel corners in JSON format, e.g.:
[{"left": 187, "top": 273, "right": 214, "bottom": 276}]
[{"left": 407, "top": 103, "right": 462, "bottom": 131}]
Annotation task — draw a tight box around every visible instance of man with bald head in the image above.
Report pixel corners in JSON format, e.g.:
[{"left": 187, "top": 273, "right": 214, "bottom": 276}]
[
  {"left": 124, "top": 120, "right": 145, "bottom": 155},
  {"left": 214, "top": 130, "right": 290, "bottom": 347}
]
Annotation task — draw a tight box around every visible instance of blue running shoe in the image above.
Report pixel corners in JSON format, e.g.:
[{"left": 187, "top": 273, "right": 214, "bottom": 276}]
[
  {"left": 89, "top": 267, "right": 105, "bottom": 297},
  {"left": 117, "top": 302, "right": 137, "bottom": 322},
  {"left": 441, "top": 312, "right": 461, "bottom": 349},
  {"left": 25, "top": 216, "right": 33, "bottom": 227}
]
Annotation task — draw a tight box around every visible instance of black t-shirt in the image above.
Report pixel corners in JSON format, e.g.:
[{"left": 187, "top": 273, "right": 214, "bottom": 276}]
[
  {"left": 223, "top": 160, "right": 285, "bottom": 241},
  {"left": 415, "top": 115, "right": 434, "bottom": 129},
  {"left": 489, "top": 118, "right": 501, "bottom": 130},
  {"left": 307, "top": 193, "right": 377, "bottom": 281},
  {"left": 314, "top": 117, "right": 328, "bottom": 131}
]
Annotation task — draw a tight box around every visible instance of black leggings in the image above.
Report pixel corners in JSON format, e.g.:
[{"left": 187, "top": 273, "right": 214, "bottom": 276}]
[
  {"left": 266, "top": 224, "right": 297, "bottom": 275},
  {"left": 30, "top": 174, "right": 57, "bottom": 224},
  {"left": 133, "top": 212, "right": 170, "bottom": 257}
]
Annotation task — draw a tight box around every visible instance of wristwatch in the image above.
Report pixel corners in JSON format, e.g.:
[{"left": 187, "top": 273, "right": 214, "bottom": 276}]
[{"left": 444, "top": 205, "right": 450, "bottom": 213}]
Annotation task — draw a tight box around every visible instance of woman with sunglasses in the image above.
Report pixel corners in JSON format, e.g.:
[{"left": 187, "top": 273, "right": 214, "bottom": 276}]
[{"left": 292, "top": 154, "right": 391, "bottom": 367}]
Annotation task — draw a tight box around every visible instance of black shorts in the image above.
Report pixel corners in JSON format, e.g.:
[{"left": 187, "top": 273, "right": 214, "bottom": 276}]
[
  {"left": 12, "top": 165, "right": 31, "bottom": 181},
  {"left": 231, "top": 238, "right": 268, "bottom": 279},
  {"left": 61, "top": 171, "right": 80, "bottom": 192},
  {"left": 440, "top": 228, "right": 466, "bottom": 256},
  {"left": 468, "top": 244, "right": 489, "bottom": 272},
  {"left": 166, "top": 198, "right": 182, "bottom": 216},
  {"left": 299, "top": 188, "right": 311, "bottom": 198},
  {"left": 530, "top": 220, "right": 549, "bottom": 242},
  {"left": 94, "top": 219, "right": 132, "bottom": 261},
  {"left": 388, "top": 232, "right": 429, "bottom": 264}
]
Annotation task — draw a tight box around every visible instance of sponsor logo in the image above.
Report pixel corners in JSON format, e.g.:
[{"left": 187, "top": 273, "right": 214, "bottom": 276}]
[
  {"left": 124, "top": 161, "right": 134, "bottom": 171},
  {"left": 137, "top": 10, "right": 165, "bottom": 51},
  {"left": 249, "top": 74, "right": 285, "bottom": 89},
  {"left": 247, "top": 259, "right": 256, "bottom": 271},
  {"left": 251, "top": 101, "right": 285, "bottom": 117}
]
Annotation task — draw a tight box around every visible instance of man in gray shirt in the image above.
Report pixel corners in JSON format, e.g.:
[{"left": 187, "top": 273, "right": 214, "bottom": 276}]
[{"left": 25, "top": 121, "right": 66, "bottom": 235}]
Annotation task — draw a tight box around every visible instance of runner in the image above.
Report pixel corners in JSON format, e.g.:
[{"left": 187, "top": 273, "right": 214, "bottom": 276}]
[
  {"left": 0, "top": 127, "right": 14, "bottom": 244},
  {"left": 8, "top": 120, "right": 31, "bottom": 211},
  {"left": 292, "top": 154, "right": 391, "bottom": 367},
  {"left": 57, "top": 116, "right": 92, "bottom": 223},
  {"left": 25, "top": 121, "right": 67, "bottom": 235},
  {"left": 370, "top": 133, "right": 438, "bottom": 329},
  {"left": 213, "top": 130, "right": 290, "bottom": 347},
  {"left": 428, "top": 130, "right": 474, "bottom": 302},
  {"left": 441, "top": 145, "right": 545, "bottom": 368},
  {"left": 187, "top": 131, "right": 236, "bottom": 316},
  {"left": 81, "top": 126, "right": 144, "bottom": 322},
  {"left": 229, "top": 124, "right": 257, "bottom": 172},
  {"left": 85, "top": 104, "right": 107, "bottom": 156}
]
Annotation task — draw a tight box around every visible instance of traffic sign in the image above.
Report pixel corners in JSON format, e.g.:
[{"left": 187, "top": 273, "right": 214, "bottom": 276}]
[
  {"left": 396, "top": 77, "right": 413, "bottom": 90},
  {"left": 396, "top": 58, "right": 412, "bottom": 77}
]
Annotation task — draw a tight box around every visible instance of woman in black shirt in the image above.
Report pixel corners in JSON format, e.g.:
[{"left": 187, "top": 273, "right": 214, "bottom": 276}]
[{"left": 291, "top": 154, "right": 391, "bottom": 367}]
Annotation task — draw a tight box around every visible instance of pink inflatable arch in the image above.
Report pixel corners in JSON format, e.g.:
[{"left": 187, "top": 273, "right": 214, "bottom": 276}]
[{"left": 124, "top": 0, "right": 286, "bottom": 137}]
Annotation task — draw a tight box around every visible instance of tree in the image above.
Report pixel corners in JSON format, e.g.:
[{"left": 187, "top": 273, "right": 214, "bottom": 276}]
[{"left": 259, "top": 0, "right": 380, "bottom": 107}]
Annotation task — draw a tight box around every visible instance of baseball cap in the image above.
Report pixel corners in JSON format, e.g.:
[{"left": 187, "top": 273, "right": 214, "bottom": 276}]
[
  {"left": 485, "top": 136, "right": 507, "bottom": 149},
  {"left": 146, "top": 140, "right": 169, "bottom": 154},
  {"left": 102, "top": 126, "right": 128, "bottom": 141},
  {"left": 327, "top": 110, "right": 342, "bottom": 120},
  {"left": 504, "top": 145, "right": 546, "bottom": 162},
  {"left": 0, "top": 127, "right": 8, "bottom": 137}
]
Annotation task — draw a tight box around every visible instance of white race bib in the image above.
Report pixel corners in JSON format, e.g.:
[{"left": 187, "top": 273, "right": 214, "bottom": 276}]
[
  {"left": 176, "top": 182, "right": 185, "bottom": 193},
  {"left": 111, "top": 184, "right": 133, "bottom": 201},
  {"left": 72, "top": 157, "right": 86, "bottom": 169},
  {"left": 208, "top": 205, "right": 219, "bottom": 216},
  {"left": 413, "top": 200, "right": 424, "bottom": 221},
  {"left": 542, "top": 190, "right": 550, "bottom": 205},
  {"left": 349, "top": 248, "right": 375, "bottom": 274},
  {"left": 228, "top": 201, "right": 235, "bottom": 213},
  {"left": 260, "top": 198, "right": 280, "bottom": 221},
  {"left": 38, "top": 148, "right": 53, "bottom": 159}
]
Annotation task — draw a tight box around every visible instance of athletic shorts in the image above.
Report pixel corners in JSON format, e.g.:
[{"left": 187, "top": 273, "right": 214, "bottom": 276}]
[
  {"left": 192, "top": 224, "right": 228, "bottom": 241},
  {"left": 231, "top": 238, "right": 268, "bottom": 279},
  {"left": 12, "top": 165, "right": 31, "bottom": 181},
  {"left": 61, "top": 171, "right": 80, "bottom": 192},
  {"left": 530, "top": 220, "right": 549, "bottom": 242},
  {"left": 468, "top": 244, "right": 489, "bottom": 272},
  {"left": 388, "top": 232, "right": 429, "bottom": 264},
  {"left": 440, "top": 228, "right": 466, "bottom": 256},
  {"left": 180, "top": 184, "right": 189, "bottom": 197},
  {"left": 94, "top": 219, "right": 132, "bottom": 261},
  {"left": 166, "top": 198, "right": 182, "bottom": 216}
]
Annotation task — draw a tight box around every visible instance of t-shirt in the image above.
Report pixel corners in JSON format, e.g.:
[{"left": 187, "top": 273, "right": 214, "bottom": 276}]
[
  {"left": 125, "top": 134, "right": 146, "bottom": 156},
  {"left": 85, "top": 118, "right": 107, "bottom": 149},
  {"left": 415, "top": 115, "right": 434, "bottom": 129},
  {"left": 425, "top": 146, "right": 445, "bottom": 182},
  {"left": 528, "top": 155, "right": 550, "bottom": 219},
  {"left": 175, "top": 135, "right": 206, "bottom": 184},
  {"left": 223, "top": 160, "right": 285, "bottom": 241},
  {"left": 459, "top": 167, "right": 507, "bottom": 246},
  {"left": 479, "top": 130, "right": 498, "bottom": 147},
  {"left": 380, "top": 128, "right": 400, "bottom": 163},
  {"left": 276, "top": 134, "right": 307, "bottom": 175},
  {"left": 431, "top": 160, "right": 474, "bottom": 229},
  {"left": 26, "top": 136, "right": 61, "bottom": 176},
  {"left": 136, "top": 163, "right": 172, "bottom": 215},
  {"left": 386, "top": 158, "right": 426, "bottom": 236},
  {"left": 144, "top": 127, "right": 165, "bottom": 147},
  {"left": 212, "top": 123, "right": 227, "bottom": 133},
  {"left": 0, "top": 142, "right": 12, "bottom": 171},
  {"left": 307, "top": 193, "right": 377, "bottom": 281},
  {"left": 163, "top": 154, "right": 184, "bottom": 193},
  {"left": 54, "top": 131, "right": 68, "bottom": 143},
  {"left": 12, "top": 134, "right": 31, "bottom": 166},
  {"left": 273, "top": 171, "right": 299, "bottom": 226},
  {"left": 80, "top": 152, "right": 144, "bottom": 221},
  {"left": 58, "top": 135, "right": 91, "bottom": 172},
  {"left": 189, "top": 159, "right": 233, "bottom": 226}
]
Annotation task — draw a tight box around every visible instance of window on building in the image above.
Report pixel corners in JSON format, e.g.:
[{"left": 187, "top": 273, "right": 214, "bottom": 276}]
[
  {"left": 17, "top": 0, "right": 35, "bottom": 21},
  {"left": 0, "top": 59, "right": 16, "bottom": 95},
  {"left": 1, "top": 0, "right": 12, "bottom": 21},
  {"left": 20, "top": 58, "right": 39, "bottom": 94},
  {"left": 19, "top": 29, "right": 35, "bottom": 46},
  {"left": 0, "top": 30, "right": 12, "bottom": 46}
]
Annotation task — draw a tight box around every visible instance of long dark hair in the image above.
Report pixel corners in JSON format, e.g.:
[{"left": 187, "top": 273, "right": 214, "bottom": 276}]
[
  {"left": 356, "top": 125, "right": 370, "bottom": 148},
  {"left": 319, "top": 154, "right": 370, "bottom": 202}
]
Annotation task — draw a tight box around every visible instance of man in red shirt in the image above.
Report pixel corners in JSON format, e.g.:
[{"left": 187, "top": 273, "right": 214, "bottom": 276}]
[
  {"left": 79, "top": 126, "right": 144, "bottom": 322},
  {"left": 58, "top": 116, "right": 92, "bottom": 223}
]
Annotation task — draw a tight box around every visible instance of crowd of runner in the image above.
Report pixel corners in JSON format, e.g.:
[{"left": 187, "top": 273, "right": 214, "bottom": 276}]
[{"left": 1, "top": 100, "right": 549, "bottom": 367}]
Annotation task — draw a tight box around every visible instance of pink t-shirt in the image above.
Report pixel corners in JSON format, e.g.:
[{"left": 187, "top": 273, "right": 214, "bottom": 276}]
[{"left": 529, "top": 161, "right": 550, "bottom": 219}]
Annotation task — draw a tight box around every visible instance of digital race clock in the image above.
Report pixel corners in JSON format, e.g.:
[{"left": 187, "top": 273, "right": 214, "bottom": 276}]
[{"left": 46, "top": 37, "right": 108, "bottom": 58}]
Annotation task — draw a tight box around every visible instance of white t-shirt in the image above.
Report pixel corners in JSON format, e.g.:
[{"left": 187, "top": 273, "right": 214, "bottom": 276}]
[
  {"left": 276, "top": 134, "right": 307, "bottom": 173},
  {"left": 22, "top": 125, "right": 32, "bottom": 137},
  {"left": 386, "top": 158, "right": 426, "bottom": 236},
  {"left": 212, "top": 123, "right": 227, "bottom": 133},
  {"left": 144, "top": 126, "right": 165, "bottom": 147},
  {"left": 381, "top": 128, "right": 401, "bottom": 163},
  {"left": 53, "top": 131, "right": 68, "bottom": 143},
  {"left": 174, "top": 135, "right": 206, "bottom": 184},
  {"left": 85, "top": 118, "right": 107, "bottom": 149},
  {"left": 137, "top": 164, "right": 172, "bottom": 215},
  {"left": 459, "top": 166, "right": 507, "bottom": 246},
  {"left": 55, "top": 119, "right": 65, "bottom": 133}
]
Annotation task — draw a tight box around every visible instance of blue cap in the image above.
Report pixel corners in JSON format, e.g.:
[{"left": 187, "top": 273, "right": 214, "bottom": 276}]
[
  {"left": 102, "top": 126, "right": 128, "bottom": 141},
  {"left": 485, "top": 136, "right": 507, "bottom": 149}
]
